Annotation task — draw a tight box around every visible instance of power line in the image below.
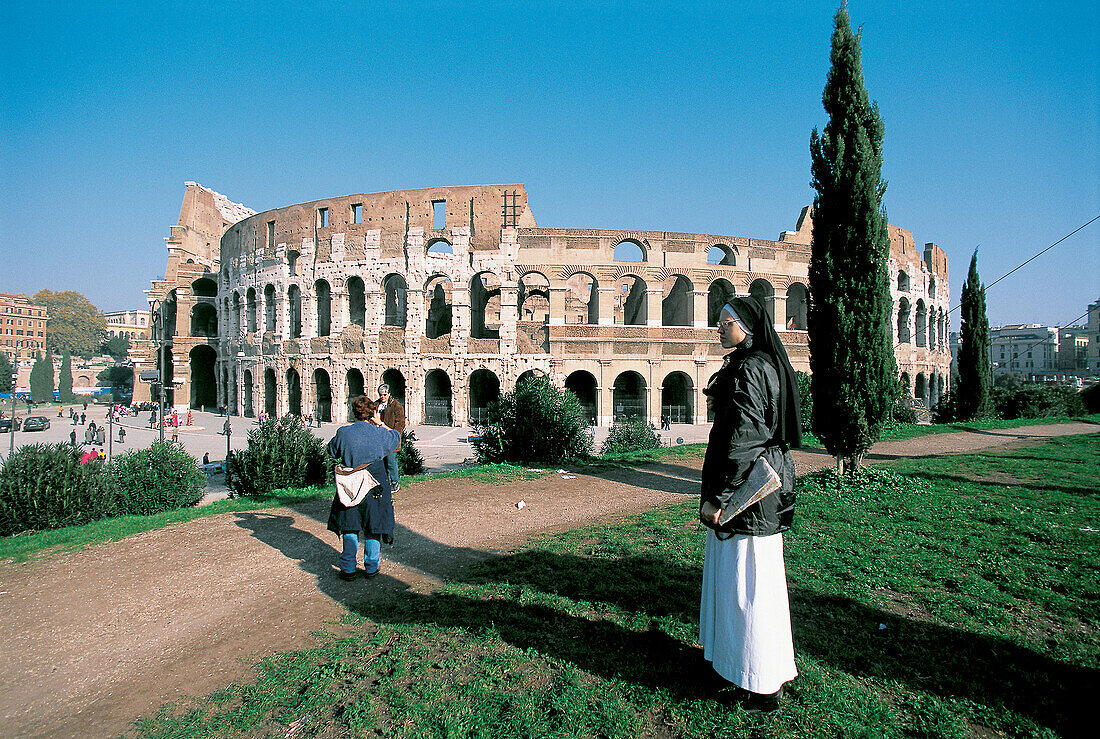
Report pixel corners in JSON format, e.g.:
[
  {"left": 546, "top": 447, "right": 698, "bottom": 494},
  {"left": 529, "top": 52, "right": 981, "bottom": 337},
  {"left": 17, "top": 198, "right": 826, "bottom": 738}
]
[
  {"left": 948, "top": 213, "right": 1100, "bottom": 315},
  {"left": 990, "top": 309, "right": 1091, "bottom": 371}
]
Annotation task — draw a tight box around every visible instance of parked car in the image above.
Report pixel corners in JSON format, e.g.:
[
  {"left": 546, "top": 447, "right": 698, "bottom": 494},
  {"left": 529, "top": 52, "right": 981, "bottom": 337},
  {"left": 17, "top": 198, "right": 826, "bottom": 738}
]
[
  {"left": 21, "top": 416, "right": 50, "bottom": 432},
  {"left": 0, "top": 416, "right": 22, "bottom": 432}
]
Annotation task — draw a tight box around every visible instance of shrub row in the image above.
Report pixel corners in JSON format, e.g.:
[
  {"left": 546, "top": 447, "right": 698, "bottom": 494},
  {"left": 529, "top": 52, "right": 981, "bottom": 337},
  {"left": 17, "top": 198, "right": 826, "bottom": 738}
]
[{"left": 0, "top": 441, "right": 205, "bottom": 537}]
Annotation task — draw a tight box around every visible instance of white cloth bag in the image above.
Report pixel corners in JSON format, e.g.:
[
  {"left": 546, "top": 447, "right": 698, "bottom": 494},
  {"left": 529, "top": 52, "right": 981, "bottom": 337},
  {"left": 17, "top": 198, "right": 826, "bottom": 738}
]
[{"left": 334, "top": 464, "right": 381, "bottom": 507}]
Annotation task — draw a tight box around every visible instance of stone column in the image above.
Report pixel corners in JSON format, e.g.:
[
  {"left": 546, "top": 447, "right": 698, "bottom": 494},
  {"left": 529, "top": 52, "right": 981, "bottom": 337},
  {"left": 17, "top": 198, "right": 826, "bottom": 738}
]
[
  {"left": 646, "top": 288, "right": 663, "bottom": 328},
  {"left": 693, "top": 289, "right": 709, "bottom": 329},
  {"left": 772, "top": 288, "right": 788, "bottom": 332},
  {"left": 330, "top": 289, "right": 348, "bottom": 337},
  {"left": 598, "top": 361, "right": 614, "bottom": 426},
  {"left": 499, "top": 284, "right": 519, "bottom": 354},
  {"left": 598, "top": 287, "right": 616, "bottom": 326},
  {"left": 549, "top": 286, "right": 567, "bottom": 326}
]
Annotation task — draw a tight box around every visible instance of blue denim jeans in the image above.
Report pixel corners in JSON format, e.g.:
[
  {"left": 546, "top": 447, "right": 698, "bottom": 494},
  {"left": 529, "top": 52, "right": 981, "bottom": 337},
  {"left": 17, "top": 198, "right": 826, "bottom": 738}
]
[
  {"left": 383, "top": 451, "right": 400, "bottom": 488},
  {"left": 339, "top": 532, "right": 381, "bottom": 574}
]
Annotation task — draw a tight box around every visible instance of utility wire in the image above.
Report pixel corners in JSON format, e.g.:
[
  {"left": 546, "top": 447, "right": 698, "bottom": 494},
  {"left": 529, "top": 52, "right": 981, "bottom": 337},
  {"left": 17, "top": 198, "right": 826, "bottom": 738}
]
[
  {"left": 948, "top": 213, "right": 1100, "bottom": 315},
  {"left": 992, "top": 309, "right": 1091, "bottom": 369}
]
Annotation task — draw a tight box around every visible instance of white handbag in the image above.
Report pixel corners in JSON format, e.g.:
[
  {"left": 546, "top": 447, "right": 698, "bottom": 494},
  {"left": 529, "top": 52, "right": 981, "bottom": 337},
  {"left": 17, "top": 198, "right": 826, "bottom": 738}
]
[{"left": 334, "top": 463, "right": 381, "bottom": 507}]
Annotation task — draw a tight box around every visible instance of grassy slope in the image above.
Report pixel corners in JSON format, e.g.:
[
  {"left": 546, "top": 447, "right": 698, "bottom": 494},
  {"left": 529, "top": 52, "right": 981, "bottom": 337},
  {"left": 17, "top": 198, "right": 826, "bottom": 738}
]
[{"left": 135, "top": 433, "right": 1099, "bottom": 739}]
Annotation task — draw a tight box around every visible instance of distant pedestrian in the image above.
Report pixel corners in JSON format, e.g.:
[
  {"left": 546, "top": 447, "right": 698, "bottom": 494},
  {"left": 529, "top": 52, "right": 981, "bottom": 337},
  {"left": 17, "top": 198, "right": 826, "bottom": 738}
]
[
  {"left": 70, "top": 430, "right": 77, "bottom": 446},
  {"left": 89, "top": 420, "right": 97, "bottom": 433},
  {"left": 172, "top": 430, "right": 179, "bottom": 443},
  {"left": 186, "top": 410, "right": 193, "bottom": 426},
  {"left": 118, "top": 426, "right": 126, "bottom": 444},
  {"left": 306, "top": 414, "right": 313, "bottom": 428},
  {"left": 84, "top": 427, "right": 93, "bottom": 444},
  {"left": 203, "top": 452, "right": 210, "bottom": 465},
  {"left": 80, "top": 412, "right": 86, "bottom": 425},
  {"left": 223, "top": 418, "right": 231, "bottom": 436},
  {"left": 96, "top": 427, "right": 105, "bottom": 446}
]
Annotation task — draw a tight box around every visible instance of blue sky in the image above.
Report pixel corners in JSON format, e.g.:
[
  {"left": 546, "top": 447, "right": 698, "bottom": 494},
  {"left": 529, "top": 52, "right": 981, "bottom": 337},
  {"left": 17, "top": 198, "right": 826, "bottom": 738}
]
[{"left": 1, "top": 0, "right": 1097, "bottom": 327}]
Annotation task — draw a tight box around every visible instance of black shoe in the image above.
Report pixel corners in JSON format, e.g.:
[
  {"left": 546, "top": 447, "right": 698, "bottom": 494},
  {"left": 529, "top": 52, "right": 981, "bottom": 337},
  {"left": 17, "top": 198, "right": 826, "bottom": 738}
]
[
  {"left": 363, "top": 569, "right": 380, "bottom": 578},
  {"left": 716, "top": 686, "right": 783, "bottom": 714},
  {"left": 338, "top": 570, "right": 357, "bottom": 581}
]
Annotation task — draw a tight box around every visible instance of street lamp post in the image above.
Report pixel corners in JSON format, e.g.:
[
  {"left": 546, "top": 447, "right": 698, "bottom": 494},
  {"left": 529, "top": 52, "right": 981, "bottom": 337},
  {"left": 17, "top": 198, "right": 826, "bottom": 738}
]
[
  {"left": 8, "top": 369, "right": 15, "bottom": 458},
  {"left": 149, "top": 299, "right": 171, "bottom": 444}
]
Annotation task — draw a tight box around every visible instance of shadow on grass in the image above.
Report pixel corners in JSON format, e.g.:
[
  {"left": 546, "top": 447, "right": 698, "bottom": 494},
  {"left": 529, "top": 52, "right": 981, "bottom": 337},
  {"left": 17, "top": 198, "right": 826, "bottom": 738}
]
[
  {"left": 348, "top": 548, "right": 1094, "bottom": 737},
  {"left": 900, "top": 471, "right": 1100, "bottom": 497}
]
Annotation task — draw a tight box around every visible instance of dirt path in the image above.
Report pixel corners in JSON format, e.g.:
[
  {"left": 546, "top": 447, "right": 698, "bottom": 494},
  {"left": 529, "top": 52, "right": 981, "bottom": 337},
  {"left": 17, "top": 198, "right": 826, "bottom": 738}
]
[{"left": 1, "top": 422, "right": 1095, "bottom": 737}]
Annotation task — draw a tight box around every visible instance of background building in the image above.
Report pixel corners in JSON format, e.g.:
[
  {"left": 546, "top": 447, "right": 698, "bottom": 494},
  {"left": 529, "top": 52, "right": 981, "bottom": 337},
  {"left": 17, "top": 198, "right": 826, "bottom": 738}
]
[
  {"left": 104, "top": 310, "right": 151, "bottom": 341},
  {"left": 990, "top": 324, "right": 1059, "bottom": 379},
  {"left": 0, "top": 293, "right": 48, "bottom": 366},
  {"left": 134, "top": 183, "right": 952, "bottom": 425},
  {"left": 1089, "top": 299, "right": 1100, "bottom": 373}
]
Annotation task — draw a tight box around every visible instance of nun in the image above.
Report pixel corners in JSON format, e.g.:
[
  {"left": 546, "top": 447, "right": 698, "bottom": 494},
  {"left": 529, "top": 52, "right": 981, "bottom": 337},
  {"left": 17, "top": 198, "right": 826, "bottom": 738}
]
[{"left": 699, "top": 296, "right": 802, "bottom": 713}]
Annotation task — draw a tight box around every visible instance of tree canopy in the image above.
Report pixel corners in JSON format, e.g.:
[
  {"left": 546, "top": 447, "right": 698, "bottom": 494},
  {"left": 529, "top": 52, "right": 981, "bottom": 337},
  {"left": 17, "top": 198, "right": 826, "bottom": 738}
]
[
  {"left": 102, "top": 334, "right": 132, "bottom": 360},
  {"left": 34, "top": 289, "right": 107, "bottom": 358},
  {"left": 0, "top": 353, "right": 13, "bottom": 393},
  {"left": 807, "top": 5, "right": 898, "bottom": 473},
  {"left": 956, "top": 250, "right": 992, "bottom": 419}
]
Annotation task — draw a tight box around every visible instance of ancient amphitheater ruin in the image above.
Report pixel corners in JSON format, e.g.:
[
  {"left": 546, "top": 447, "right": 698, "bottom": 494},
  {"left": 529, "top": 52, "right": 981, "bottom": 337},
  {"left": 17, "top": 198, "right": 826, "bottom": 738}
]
[{"left": 132, "top": 183, "right": 951, "bottom": 426}]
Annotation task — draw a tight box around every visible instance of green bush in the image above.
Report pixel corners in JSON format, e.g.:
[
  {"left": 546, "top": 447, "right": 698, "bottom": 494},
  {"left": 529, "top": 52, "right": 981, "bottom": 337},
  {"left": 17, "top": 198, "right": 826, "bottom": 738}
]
[
  {"left": 110, "top": 441, "right": 205, "bottom": 515},
  {"left": 398, "top": 430, "right": 425, "bottom": 475},
  {"left": 0, "top": 443, "right": 110, "bottom": 536},
  {"left": 471, "top": 375, "right": 592, "bottom": 465},
  {"left": 600, "top": 415, "right": 660, "bottom": 456},
  {"left": 994, "top": 383, "right": 1086, "bottom": 420},
  {"left": 796, "top": 371, "right": 813, "bottom": 429},
  {"left": 227, "top": 415, "right": 328, "bottom": 498}
]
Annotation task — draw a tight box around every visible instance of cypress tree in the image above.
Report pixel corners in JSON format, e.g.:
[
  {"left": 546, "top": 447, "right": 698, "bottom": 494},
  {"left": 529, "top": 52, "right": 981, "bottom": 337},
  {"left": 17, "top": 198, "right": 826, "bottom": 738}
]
[
  {"left": 956, "top": 250, "right": 992, "bottom": 419},
  {"left": 29, "top": 352, "right": 55, "bottom": 403},
  {"left": 0, "top": 352, "right": 13, "bottom": 393},
  {"left": 58, "top": 351, "right": 76, "bottom": 403},
  {"left": 808, "top": 5, "right": 898, "bottom": 474}
]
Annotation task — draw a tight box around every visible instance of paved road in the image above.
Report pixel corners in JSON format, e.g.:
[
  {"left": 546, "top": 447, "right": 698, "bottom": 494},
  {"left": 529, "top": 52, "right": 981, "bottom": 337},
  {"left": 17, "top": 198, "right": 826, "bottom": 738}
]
[{"left": 0, "top": 405, "right": 709, "bottom": 472}]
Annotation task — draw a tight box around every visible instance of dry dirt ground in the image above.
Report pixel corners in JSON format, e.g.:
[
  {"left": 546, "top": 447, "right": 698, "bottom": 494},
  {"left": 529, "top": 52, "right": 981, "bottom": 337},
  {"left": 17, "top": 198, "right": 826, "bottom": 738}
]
[{"left": 1, "top": 422, "right": 1096, "bottom": 738}]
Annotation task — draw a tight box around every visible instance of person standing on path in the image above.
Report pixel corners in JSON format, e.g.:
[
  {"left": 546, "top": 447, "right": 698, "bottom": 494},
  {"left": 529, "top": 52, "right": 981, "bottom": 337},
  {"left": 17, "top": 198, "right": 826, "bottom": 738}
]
[
  {"left": 376, "top": 383, "right": 406, "bottom": 491},
  {"left": 118, "top": 426, "right": 125, "bottom": 444},
  {"left": 326, "top": 396, "right": 400, "bottom": 581},
  {"left": 69, "top": 429, "right": 77, "bottom": 446},
  {"left": 698, "top": 296, "right": 802, "bottom": 713}
]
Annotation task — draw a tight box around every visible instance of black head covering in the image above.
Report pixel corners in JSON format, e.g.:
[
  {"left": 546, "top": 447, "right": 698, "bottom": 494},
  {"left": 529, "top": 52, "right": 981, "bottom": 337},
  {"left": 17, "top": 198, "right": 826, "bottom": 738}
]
[{"left": 724, "top": 296, "right": 802, "bottom": 449}]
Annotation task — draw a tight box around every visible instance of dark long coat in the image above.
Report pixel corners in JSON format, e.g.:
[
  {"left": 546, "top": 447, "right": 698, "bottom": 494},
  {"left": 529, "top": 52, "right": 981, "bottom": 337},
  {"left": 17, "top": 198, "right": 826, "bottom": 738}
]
[{"left": 326, "top": 421, "right": 401, "bottom": 536}]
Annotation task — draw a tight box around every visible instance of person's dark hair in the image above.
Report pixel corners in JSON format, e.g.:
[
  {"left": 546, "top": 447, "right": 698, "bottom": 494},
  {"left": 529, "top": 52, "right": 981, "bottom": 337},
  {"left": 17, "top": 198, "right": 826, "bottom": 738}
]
[{"left": 350, "top": 395, "right": 379, "bottom": 421}]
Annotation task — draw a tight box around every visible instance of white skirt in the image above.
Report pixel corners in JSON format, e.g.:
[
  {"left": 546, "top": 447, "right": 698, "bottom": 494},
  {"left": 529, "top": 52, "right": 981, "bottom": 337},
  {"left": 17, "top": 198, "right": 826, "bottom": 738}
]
[{"left": 699, "top": 529, "right": 797, "bottom": 694}]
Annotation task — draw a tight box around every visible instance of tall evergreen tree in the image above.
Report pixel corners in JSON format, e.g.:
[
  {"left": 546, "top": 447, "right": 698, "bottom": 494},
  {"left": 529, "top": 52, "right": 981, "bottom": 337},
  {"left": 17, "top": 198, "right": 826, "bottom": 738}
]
[
  {"left": 808, "top": 5, "right": 898, "bottom": 474},
  {"left": 29, "top": 352, "right": 55, "bottom": 403},
  {"left": 956, "top": 250, "right": 992, "bottom": 419},
  {"left": 0, "top": 352, "right": 13, "bottom": 393},
  {"left": 58, "top": 351, "right": 76, "bottom": 403}
]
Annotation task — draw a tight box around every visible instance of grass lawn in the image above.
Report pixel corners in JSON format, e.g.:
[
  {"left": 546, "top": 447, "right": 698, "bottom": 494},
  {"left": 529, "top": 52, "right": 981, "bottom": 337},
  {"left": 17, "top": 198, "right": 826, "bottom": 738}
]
[{"left": 135, "top": 433, "right": 1099, "bottom": 738}]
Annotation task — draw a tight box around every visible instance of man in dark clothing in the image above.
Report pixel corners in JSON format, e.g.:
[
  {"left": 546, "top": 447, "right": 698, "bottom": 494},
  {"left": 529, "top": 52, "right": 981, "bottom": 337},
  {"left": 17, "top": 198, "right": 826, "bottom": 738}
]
[{"left": 376, "top": 384, "right": 406, "bottom": 491}]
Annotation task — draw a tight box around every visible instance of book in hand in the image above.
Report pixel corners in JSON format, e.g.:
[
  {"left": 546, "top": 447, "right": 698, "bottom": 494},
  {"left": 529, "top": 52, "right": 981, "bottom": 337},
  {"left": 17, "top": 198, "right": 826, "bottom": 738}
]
[{"left": 717, "top": 457, "right": 782, "bottom": 526}]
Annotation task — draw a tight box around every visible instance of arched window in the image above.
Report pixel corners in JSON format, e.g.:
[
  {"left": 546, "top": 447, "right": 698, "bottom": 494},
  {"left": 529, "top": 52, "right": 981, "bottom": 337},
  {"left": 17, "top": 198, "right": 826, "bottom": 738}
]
[
  {"left": 189, "top": 346, "right": 217, "bottom": 410},
  {"left": 707, "top": 279, "right": 736, "bottom": 327},
  {"left": 288, "top": 285, "right": 302, "bottom": 339},
  {"left": 613, "top": 240, "right": 646, "bottom": 262},
  {"left": 190, "top": 303, "right": 218, "bottom": 337},
  {"left": 286, "top": 368, "right": 302, "bottom": 416},
  {"left": 749, "top": 279, "right": 775, "bottom": 323},
  {"left": 897, "top": 271, "right": 910, "bottom": 293},
  {"left": 382, "top": 274, "right": 408, "bottom": 328},
  {"left": 264, "top": 284, "right": 277, "bottom": 333},
  {"left": 315, "top": 279, "right": 331, "bottom": 337},
  {"left": 565, "top": 272, "right": 599, "bottom": 325},
  {"left": 245, "top": 288, "right": 257, "bottom": 333},
  {"left": 661, "top": 275, "right": 693, "bottom": 327},
  {"left": 468, "top": 369, "right": 501, "bottom": 425},
  {"left": 707, "top": 244, "right": 737, "bottom": 266},
  {"left": 426, "top": 238, "right": 453, "bottom": 255},
  {"left": 661, "top": 372, "right": 694, "bottom": 424},
  {"left": 897, "top": 298, "right": 911, "bottom": 344},
  {"left": 613, "top": 371, "right": 647, "bottom": 421},
  {"left": 312, "top": 369, "right": 332, "bottom": 422},
  {"left": 425, "top": 276, "right": 452, "bottom": 339},
  {"left": 470, "top": 272, "right": 501, "bottom": 339},
  {"left": 616, "top": 275, "right": 648, "bottom": 326},
  {"left": 347, "top": 276, "right": 366, "bottom": 329},
  {"left": 915, "top": 299, "right": 928, "bottom": 347},
  {"left": 191, "top": 277, "right": 217, "bottom": 297},
  {"left": 424, "top": 369, "right": 453, "bottom": 425},
  {"left": 519, "top": 272, "right": 551, "bottom": 323},
  {"left": 786, "top": 283, "right": 809, "bottom": 330},
  {"left": 564, "top": 371, "right": 598, "bottom": 424}
]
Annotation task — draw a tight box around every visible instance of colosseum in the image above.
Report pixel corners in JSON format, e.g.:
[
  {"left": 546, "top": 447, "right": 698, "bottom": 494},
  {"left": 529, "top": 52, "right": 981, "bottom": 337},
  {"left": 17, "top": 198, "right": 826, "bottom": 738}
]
[{"left": 131, "top": 183, "right": 952, "bottom": 426}]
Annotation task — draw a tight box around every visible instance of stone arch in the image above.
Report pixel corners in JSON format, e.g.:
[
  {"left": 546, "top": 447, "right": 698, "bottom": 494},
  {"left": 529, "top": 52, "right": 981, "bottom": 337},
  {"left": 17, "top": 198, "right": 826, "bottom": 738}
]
[
  {"left": 616, "top": 275, "right": 648, "bottom": 326},
  {"left": 382, "top": 274, "right": 408, "bottom": 328},
  {"left": 315, "top": 279, "right": 331, "bottom": 337},
  {"left": 565, "top": 272, "right": 599, "bottom": 325},
  {"left": 707, "top": 244, "right": 737, "bottom": 266},
  {"left": 661, "top": 274, "right": 694, "bottom": 327},
  {"left": 565, "top": 370, "right": 598, "bottom": 424},
  {"left": 263, "top": 368, "right": 276, "bottom": 418},
  {"left": 287, "top": 248, "right": 300, "bottom": 276},
  {"left": 191, "top": 277, "right": 217, "bottom": 297},
  {"left": 928, "top": 276, "right": 937, "bottom": 297},
  {"left": 345, "top": 368, "right": 365, "bottom": 421},
  {"left": 231, "top": 292, "right": 241, "bottom": 335},
  {"left": 471, "top": 271, "right": 502, "bottom": 340},
  {"left": 915, "top": 299, "right": 928, "bottom": 347},
  {"left": 785, "top": 282, "right": 809, "bottom": 330},
  {"left": 915, "top": 372, "right": 928, "bottom": 407},
  {"left": 246, "top": 287, "right": 257, "bottom": 333},
  {"left": 382, "top": 368, "right": 406, "bottom": 407},
  {"left": 162, "top": 289, "right": 178, "bottom": 340},
  {"left": 288, "top": 284, "right": 302, "bottom": 339},
  {"left": 897, "top": 298, "right": 911, "bottom": 344},
  {"left": 468, "top": 368, "right": 501, "bottom": 425},
  {"left": 190, "top": 302, "right": 217, "bottom": 337},
  {"left": 612, "top": 371, "right": 647, "bottom": 421},
  {"left": 347, "top": 276, "right": 366, "bottom": 329},
  {"left": 312, "top": 368, "right": 332, "bottom": 422},
  {"left": 516, "top": 369, "right": 544, "bottom": 389},
  {"left": 264, "top": 284, "right": 277, "bottom": 333},
  {"left": 519, "top": 271, "right": 551, "bottom": 323},
  {"left": 424, "top": 275, "right": 453, "bottom": 339},
  {"left": 426, "top": 238, "right": 453, "bottom": 255},
  {"left": 707, "top": 278, "right": 736, "bottom": 327},
  {"left": 898, "top": 270, "right": 910, "bottom": 293},
  {"left": 242, "top": 369, "right": 254, "bottom": 417},
  {"left": 899, "top": 371, "right": 911, "bottom": 397},
  {"left": 748, "top": 279, "right": 776, "bottom": 323},
  {"left": 613, "top": 239, "right": 646, "bottom": 262},
  {"left": 286, "top": 367, "right": 302, "bottom": 416},
  {"left": 189, "top": 345, "right": 217, "bottom": 411},
  {"left": 661, "top": 371, "right": 693, "bottom": 424},
  {"left": 424, "top": 369, "right": 453, "bottom": 426}
]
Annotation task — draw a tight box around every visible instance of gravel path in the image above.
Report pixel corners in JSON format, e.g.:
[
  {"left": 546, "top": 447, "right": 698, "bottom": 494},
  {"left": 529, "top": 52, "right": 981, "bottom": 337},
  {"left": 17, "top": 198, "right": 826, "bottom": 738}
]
[{"left": 0, "top": 421, "right": 1095, "bottom": 737}]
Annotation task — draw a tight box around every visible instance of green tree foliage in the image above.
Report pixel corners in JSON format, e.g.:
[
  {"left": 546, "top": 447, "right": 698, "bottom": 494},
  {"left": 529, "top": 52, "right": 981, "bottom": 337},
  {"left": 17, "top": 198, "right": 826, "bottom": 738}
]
[
  {"left": 97, "top": 364, "right": 134, "bottom": 402},
  {"left": 57, "top": 351, "right": 76, "bottom": 403},
  {"left": 34, "top": 289, "right": 107, "bottom": 358},
  {"left": 29, "top": 352, "right": 55, "bottom": 403},
  {"left": 0, "top": 352, "right": 13, "bottom": 393},
  {"left": 109, "top": 441, "right": 206, "bottom": 515},
  {"left": 102, "top": 334, "right": 131, "bottom": 360},
  {"left": 808, "top": 6, "right": 898, "bottom": 473},
  {"left": 956, "top": 251, "right": 993, "bottom": 419},
  {"left": 993, "top": 383, "right": 1085, "bottom": 420},
  {"left": 397, "top": 430, "right": 425, "bottom": 475},
  {"left": 0, "top": 443, "right": 110, "bottom": 535},
  {"left": 471, "top": 375, "right": 592, "bottom": 465},
  {"left": 600, "top": 416, "right": 660, "bottom": 456},
  {"left": 226, "top": 415, "right": 329, "bottom": 497}
]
